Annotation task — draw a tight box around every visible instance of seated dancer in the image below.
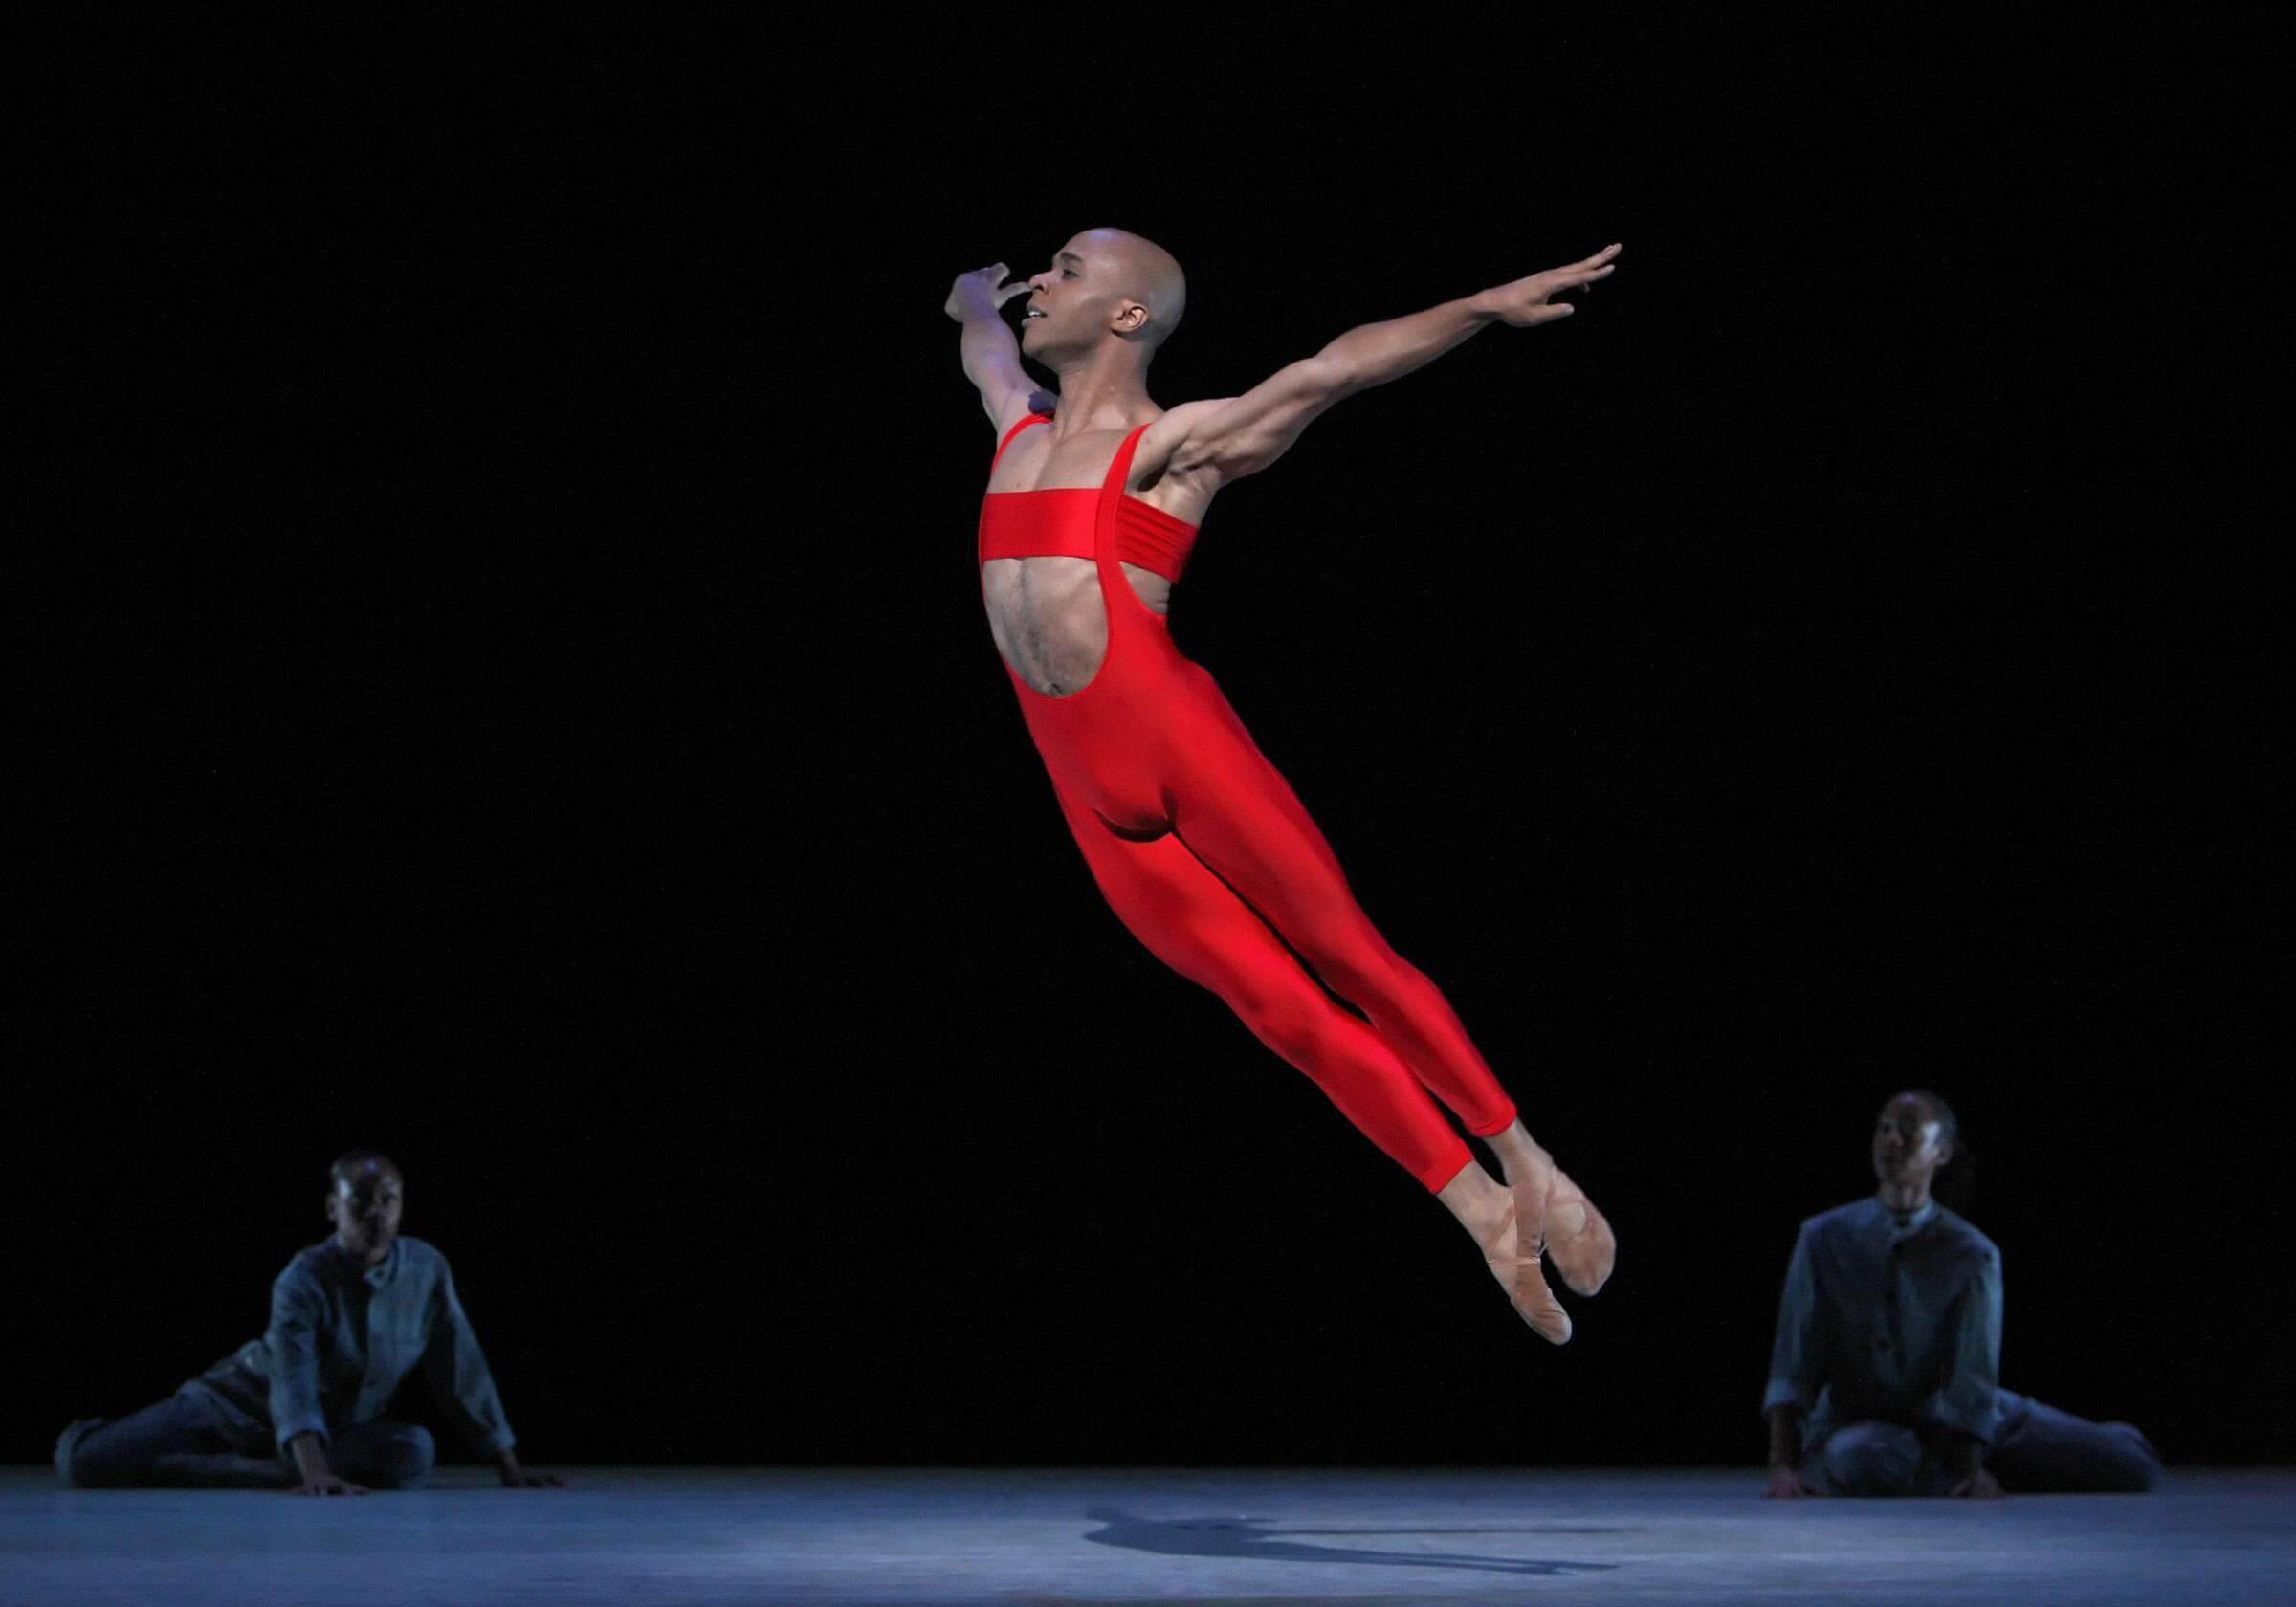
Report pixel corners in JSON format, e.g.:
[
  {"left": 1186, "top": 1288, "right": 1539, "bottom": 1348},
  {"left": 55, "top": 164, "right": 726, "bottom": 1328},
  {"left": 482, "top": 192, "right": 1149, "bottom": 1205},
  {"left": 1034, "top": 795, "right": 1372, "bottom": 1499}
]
[
  {"left": 55, "top": 1151, "right": 562, "bottom": 1493},
  {"left": 947, "top": 229, "right": 1621, "bottom": 1341},
  {"left": 1762, "top": 1091, "right": 2163, "bottom": 1498}
]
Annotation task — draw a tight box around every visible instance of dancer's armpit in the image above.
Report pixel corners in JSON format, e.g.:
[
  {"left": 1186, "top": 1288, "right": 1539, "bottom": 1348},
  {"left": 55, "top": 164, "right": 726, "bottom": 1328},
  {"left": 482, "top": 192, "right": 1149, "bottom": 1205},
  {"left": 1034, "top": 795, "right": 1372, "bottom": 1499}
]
[{"left": 1147, "top": 359, "right": 1350, "bottom": 487}]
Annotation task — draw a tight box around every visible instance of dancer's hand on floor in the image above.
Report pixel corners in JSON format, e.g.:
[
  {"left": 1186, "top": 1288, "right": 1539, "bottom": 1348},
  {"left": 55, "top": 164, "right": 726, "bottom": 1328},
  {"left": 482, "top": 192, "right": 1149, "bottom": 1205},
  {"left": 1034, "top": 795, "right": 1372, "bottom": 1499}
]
[
  {"left": 496, "top": 1448, "right": 566, "bottom": 1488},
  {"left": 291, "top": 1472, "right": 369, "bottom": 1497},
  {"left": 1762, "top": 1465, "right": 1822, "bottom": 1499},
  {"left": 1950, "top": 1468, "right": 2006, "bottom": 1500}
]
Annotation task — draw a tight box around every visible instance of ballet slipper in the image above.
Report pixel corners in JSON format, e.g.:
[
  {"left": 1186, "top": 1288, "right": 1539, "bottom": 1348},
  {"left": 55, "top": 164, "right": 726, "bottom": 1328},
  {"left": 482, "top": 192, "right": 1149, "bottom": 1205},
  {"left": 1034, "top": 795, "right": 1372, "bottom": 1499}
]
[
  {"left": 1483, "top": 1198, "right": 1572, "bottom": 1345},
  {"left": 1509, "top": 1141, "right": 1617, "bottom": 1298}
]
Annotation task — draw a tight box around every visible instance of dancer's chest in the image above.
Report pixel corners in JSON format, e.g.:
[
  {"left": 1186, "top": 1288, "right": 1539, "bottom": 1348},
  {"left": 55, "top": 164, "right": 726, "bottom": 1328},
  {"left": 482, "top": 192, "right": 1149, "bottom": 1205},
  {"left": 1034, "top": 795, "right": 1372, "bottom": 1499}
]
[{"left": 980, "top": 556, "right": 1167, "bottom": 696}]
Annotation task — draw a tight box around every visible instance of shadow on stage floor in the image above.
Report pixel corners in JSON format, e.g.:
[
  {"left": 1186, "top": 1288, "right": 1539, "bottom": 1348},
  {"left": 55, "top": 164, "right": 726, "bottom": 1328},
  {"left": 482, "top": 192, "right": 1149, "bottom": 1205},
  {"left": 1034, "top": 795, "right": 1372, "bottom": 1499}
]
[
  {"left": 1082, "top": 1506, "right": 1623, "bottom": 1578},
  {"left": 6, "top": 1466, "right": 2289, "bottom": 1606}
]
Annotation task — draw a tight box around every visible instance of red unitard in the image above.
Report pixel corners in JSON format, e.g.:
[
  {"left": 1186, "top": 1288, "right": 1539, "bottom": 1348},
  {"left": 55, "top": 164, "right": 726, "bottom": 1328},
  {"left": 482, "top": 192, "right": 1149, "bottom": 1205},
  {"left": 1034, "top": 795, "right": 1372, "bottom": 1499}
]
[{"left": 978, "top": 415, "right": 1516, "bottom": 1192}]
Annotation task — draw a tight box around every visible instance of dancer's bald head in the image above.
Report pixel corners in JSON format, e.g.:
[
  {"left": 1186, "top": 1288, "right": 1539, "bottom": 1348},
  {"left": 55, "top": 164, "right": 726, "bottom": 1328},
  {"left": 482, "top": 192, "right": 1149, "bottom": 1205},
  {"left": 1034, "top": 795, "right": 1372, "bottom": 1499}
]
[{"left": 1077, "top": 227, "right": 1186, "bottom": 349}]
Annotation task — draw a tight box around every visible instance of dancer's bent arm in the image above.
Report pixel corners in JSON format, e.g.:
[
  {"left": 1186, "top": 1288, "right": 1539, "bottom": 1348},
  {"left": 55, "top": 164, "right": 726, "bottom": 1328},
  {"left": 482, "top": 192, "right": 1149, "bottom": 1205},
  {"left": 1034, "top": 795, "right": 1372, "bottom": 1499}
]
[
  {"left": 1139, "top": 243, "right": 1621, "bottom": 489},
  {"left": 946, "top": 263, "right": 1044, "bottom": 433}
]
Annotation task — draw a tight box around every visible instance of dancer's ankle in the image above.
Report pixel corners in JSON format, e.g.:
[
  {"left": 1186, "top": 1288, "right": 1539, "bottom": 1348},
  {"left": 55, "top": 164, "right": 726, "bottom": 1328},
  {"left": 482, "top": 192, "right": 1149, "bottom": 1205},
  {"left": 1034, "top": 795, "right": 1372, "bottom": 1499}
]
[
  {"left": 1434, "top": 1161, "right": 1510, "bottom": 1242},
  {"left": 1483, "top": 1120, "right": 1544, "bottom": 1174}
]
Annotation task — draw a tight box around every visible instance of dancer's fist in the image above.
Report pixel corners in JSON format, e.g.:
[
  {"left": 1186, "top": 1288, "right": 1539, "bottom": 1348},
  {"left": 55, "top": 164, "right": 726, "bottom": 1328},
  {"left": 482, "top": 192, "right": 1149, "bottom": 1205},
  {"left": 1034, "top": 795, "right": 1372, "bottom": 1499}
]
[{"left": 945, "top": 263, "right": 1032, "bottom": 322}]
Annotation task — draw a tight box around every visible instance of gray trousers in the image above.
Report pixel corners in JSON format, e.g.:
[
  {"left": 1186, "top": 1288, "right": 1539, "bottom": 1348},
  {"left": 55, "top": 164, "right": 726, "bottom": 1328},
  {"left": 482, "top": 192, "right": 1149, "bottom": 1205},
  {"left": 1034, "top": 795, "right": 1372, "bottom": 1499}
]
[
  {"left": 1813, "top": 1396, "right": 2162, "bottom": 1496},
  {"left": 57, "top": 1382, "right": 435, "bottom": 1490}
]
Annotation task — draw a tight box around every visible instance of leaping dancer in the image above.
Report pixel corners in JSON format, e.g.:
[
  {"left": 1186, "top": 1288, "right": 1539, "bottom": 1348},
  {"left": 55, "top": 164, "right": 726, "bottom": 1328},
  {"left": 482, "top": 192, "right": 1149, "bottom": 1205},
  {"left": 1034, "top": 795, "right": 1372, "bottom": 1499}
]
[{"left": 949, "top": 230, "right": 1621, "bottom": 1341}]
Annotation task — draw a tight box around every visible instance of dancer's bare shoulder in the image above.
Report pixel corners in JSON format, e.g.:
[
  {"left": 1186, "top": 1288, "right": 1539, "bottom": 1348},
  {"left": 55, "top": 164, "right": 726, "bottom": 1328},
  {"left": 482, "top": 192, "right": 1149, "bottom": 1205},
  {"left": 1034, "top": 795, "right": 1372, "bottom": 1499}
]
[
  {"left": 1136, "top": 353, "right": 1354, "bottom": 497},
  {"left": 1133, "top": 399, "right": 1229, "bottom": 477},
  {"left": 1130, "top": 398, "right": 1234, "bottom": 520}
]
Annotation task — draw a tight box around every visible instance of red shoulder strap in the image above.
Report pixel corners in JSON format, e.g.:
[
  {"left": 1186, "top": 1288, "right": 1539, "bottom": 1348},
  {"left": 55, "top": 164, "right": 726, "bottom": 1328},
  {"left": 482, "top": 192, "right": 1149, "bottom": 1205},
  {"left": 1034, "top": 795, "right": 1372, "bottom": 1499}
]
[
  {"left": 1100, "top": 421, "right": 1152, "bottom": 495},
  {"left": 990, "top": 412, "right": 1051, "bottom": 470},
  {"left": 1093, "top": 423, "right": 1156, "bottom": 570}
]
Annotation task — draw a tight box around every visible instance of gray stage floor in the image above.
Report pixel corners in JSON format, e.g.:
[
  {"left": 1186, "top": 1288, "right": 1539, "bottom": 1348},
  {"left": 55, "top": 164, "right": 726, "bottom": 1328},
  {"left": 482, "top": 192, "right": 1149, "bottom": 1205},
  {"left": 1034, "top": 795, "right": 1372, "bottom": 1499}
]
[{"left": 6, "top": 1466, "right": 2291, "bottom": 1606}]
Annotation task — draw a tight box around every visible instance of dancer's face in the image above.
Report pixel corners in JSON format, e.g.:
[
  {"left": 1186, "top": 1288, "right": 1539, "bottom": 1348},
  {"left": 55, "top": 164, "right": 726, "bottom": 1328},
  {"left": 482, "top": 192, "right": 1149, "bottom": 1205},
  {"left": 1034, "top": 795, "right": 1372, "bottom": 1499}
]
[
  {"left": 327, "top": 1160, "right": 404, "bottom": 1266},
  {"left": 1021, "top": 232, "right": 1151, "bottom": 363},
  {"left": 1870, "top": 1093, "right": 1949, "bottom": 1191},
  {"left": 1020, "top": 237, "right": 1096, "bottom": 361}
]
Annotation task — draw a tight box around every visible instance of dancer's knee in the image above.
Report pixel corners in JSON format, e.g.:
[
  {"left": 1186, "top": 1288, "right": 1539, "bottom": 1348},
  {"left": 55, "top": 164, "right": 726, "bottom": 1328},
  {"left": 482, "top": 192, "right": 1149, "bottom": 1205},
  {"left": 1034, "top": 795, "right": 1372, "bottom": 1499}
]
[
  {"left": 1290, "top": 907, "right": 1393, "bottom": 975},
  {"left": 57, "top": 1424, "right": 133, "bottom": 1488},
  {"left": 378, "top": 1423, "right": 435, "bottom": 1489},
  {"left": 55, "top": 1401, "right": 190, "bottom": 1489},
  {"left": 2100, "top": 1424, "right": 2164, "bottom": 1491},
  {"left": 338, "top": 1422, "right": 434, "bottom": 1490},
  {"left": 1816, "top": 1421, "right": 1925, "bottom": 1497},
  {"left": 1995, "top": 1409, "right": 2164, "bottom": 1494},
  {"left": 1227, "top": 975, "right": 1327, "bottom": 1064}
]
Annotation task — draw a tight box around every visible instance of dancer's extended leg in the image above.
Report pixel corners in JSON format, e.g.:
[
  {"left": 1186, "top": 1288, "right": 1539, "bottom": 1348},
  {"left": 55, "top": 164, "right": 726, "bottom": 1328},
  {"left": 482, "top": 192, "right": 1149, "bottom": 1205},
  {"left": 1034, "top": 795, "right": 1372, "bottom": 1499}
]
[
  {"left": 1049, "top": 777, "right": 1471, "bottom": 1193},
  {"left": 1049, "top": 774, "right": 1574, "bottom": 1342},
  {"left": 1159, "top": 680, "right": 1614, "bottom": 1301},
  {"left": 1159, "top": 681, "right": 1513, "bottom": 1132}
]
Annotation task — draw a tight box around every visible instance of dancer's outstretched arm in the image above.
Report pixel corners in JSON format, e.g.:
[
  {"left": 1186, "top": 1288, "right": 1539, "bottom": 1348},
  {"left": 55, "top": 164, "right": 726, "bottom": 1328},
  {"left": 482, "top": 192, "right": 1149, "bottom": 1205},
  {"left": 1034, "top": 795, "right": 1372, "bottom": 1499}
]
[
  {"left": 1137, "top": 243, "right": 1620, "bottom": 489},
  {"left": 945, "top": 263, "right": 1045, "bottom": 433}
]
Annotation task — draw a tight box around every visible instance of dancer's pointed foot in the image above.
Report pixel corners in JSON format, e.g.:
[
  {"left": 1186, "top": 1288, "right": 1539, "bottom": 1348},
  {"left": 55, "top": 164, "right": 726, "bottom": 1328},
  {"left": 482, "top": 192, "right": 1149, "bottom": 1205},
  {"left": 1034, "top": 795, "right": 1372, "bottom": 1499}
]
[
  {"left": 1482, "top": 1198, "right": 1572, "bottom": 1344},
  {"left": 1543, "top": 1156, "right": 1616, "bottom": 1296},
  {"left": 1507, "top": 1141, "right": 1617, "bottom": 1298}
]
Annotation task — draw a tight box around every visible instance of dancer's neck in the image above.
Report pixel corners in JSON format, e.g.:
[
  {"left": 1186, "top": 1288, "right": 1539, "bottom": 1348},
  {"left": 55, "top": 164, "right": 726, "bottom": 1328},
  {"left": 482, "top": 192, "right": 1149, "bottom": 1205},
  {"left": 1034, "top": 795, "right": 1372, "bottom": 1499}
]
[{"left": 1041, "top": 348, "right": 1157, "bottom": 437}]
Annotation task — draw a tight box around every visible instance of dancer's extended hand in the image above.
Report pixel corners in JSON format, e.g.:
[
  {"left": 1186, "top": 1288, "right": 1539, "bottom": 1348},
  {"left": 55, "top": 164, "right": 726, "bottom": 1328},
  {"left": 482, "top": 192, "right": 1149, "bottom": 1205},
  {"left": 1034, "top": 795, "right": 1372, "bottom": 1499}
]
[
  {"left": 944, "top": 263, "right": 1033, "bottom": 323},
  {"left": 290, "top": 1471, "right": 370, "bottom": 1496},
  {"left": 1478, "top": 244, "right": 1621, "bottom": 327},
  {"left": 1762, "top": 1464, "right": 1823, "bottom": 1499}
]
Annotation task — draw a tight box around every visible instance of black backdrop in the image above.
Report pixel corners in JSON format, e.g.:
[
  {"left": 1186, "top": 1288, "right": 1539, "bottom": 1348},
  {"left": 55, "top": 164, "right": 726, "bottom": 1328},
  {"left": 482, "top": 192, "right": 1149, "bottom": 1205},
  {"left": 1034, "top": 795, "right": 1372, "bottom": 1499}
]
[{"left": 14, "top": 10, "right": 2282, "bottom": 1468}]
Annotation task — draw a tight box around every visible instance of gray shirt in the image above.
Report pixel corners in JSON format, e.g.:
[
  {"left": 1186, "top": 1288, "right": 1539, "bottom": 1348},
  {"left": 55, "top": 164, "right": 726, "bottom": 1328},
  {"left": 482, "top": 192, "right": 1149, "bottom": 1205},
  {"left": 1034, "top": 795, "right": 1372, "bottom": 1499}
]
[
  {"left": 1762, "top": 1196, "right": 2026, "bottom": 1455},
  {"left": 193, "top": 1235, "right": 515, "bottom": 1457}
]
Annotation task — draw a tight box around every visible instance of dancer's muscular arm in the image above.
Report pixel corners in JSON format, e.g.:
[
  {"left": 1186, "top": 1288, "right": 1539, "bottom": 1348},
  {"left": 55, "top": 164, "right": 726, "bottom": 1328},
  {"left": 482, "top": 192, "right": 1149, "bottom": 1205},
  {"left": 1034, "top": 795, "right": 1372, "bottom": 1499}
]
[
  {"left": 946, "top": 263, "right": 1049, "bottom": 433},
  {"left": 1139, "top": 244, "right": 1621, "bottom": 490}
]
